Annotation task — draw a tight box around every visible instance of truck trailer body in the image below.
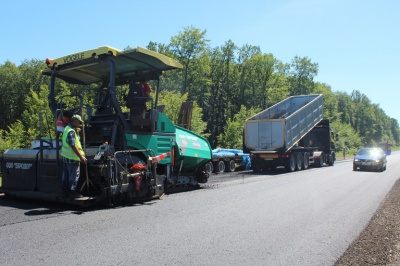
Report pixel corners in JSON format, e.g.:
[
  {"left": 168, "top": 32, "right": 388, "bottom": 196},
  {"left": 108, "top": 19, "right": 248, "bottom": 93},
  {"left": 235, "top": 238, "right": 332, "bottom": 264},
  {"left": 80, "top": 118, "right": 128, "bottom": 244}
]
[
  {"left": 244, "top": 94, "right": 335, "bottom": 172},
  {"left": 209, "top": 149, "right": 251, "bottom": 173}
]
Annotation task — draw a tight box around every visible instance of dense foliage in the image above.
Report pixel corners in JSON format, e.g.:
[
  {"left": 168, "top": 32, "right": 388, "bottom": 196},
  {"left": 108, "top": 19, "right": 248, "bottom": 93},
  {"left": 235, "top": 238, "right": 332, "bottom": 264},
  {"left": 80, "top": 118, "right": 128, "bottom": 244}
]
[{"left": 0, "top": 26, "right": 399, "bottom": 156}]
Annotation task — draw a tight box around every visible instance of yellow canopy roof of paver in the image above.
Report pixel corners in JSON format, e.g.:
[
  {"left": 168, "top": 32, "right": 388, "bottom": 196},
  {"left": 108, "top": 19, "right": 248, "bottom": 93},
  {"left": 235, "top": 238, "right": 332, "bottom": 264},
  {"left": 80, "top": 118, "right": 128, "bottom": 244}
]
[{"left": 42, "top": 46, "right": 183, "bottom": 85}]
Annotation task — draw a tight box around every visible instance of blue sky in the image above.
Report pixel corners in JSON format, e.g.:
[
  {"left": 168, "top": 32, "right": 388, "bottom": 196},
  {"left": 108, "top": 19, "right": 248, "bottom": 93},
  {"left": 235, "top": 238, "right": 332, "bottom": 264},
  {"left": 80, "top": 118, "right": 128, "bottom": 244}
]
[{"left": 1, "top": 0, "right": 399, "bottom": 124}]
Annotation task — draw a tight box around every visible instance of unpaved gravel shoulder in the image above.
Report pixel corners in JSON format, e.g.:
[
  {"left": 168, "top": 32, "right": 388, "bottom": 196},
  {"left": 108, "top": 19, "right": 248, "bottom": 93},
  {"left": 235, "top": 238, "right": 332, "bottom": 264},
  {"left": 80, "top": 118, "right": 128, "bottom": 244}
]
[{"left": 335, "top": 177, "right": 400, "bottom": 265}]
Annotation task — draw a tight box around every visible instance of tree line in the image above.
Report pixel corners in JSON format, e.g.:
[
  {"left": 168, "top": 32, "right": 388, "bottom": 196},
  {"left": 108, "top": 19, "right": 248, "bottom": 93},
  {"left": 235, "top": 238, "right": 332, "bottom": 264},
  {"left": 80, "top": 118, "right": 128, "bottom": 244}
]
[{"left": 0, "top": 26, "right": 399, "bottom": 155}]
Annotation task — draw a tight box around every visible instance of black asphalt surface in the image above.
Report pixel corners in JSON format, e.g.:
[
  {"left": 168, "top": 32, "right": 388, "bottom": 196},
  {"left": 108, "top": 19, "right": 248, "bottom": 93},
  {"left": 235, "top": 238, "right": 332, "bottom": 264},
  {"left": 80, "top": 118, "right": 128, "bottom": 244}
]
[{"left": 0, "top": 152, "right": 399, "bottom": 265}]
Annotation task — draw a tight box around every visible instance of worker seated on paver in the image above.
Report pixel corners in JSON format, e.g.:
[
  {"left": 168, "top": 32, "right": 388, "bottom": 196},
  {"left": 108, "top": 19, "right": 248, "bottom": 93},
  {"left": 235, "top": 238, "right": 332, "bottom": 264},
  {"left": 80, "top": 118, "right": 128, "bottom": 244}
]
[{"left": 126, "top": 82, "right": 152, "bottom": 118}]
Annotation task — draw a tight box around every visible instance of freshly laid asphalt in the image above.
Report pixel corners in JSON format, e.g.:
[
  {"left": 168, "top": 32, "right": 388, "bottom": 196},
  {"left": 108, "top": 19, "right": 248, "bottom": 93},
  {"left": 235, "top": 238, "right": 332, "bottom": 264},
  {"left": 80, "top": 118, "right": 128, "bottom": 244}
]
[{"left": 0, "top": 152, "right": 399, "bottom": 265}]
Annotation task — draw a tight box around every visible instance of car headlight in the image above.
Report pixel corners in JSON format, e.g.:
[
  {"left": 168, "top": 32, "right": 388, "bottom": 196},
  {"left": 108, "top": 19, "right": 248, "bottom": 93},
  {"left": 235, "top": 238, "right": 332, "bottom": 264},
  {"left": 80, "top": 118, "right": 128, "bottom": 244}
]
[
  {"left": 354, "top": 159, "right": 359, "bottom": 162},
  {"left": 375, "top": 159, "right": 380, "bottom": 163}
]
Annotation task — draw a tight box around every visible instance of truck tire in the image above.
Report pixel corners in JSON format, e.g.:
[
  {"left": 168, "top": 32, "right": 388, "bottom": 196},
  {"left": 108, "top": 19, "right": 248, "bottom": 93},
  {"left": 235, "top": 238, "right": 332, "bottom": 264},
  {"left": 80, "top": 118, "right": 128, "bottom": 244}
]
[
  {"left": 302, "top": 152, "right": 309, "bottom": 170},
  {"left": 285, "top": 154, "right": 296, "bottom": 172},
  {"left": 225, "top": 160, "right": 236, "bottom": 172},
  {"left": 295, "top": 153, "right": 302, "bottom": 171},
  {"left": 214, "top": 160, "right": 225, "bottom": 173},
  {"left": 315, "top": 153, "right": 324, "bottom": 167},
  {"left": 205, "top": 162, "right": 213, "bottom": 174},
  {"left": 328, "top": 153, "right": 335, "bottom": 166}
]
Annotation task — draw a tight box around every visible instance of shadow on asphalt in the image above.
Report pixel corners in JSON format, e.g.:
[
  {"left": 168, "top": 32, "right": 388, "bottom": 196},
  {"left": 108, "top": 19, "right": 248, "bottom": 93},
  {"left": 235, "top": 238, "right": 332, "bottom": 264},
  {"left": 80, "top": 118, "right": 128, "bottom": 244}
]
[
  {"left": 0, "top": 192, "right": 161, "bottom": 216},
  {"left": 0, "top": 193, "right": 81, "bottom": 215}
]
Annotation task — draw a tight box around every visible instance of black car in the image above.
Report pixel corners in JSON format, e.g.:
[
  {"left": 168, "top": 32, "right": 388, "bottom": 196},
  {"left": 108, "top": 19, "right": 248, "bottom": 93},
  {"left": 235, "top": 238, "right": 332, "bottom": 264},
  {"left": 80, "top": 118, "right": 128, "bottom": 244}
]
[{"left": 353, "top": 147, "right": 387, "bottom": 172}]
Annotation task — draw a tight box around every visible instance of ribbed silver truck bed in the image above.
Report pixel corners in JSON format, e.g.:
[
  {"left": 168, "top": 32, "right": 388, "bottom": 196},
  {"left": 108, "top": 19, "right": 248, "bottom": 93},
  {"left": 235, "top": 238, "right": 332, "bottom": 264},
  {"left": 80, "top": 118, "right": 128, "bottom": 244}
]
[{"left": 244, "top": 94, "right": 323, "bottom": 152}]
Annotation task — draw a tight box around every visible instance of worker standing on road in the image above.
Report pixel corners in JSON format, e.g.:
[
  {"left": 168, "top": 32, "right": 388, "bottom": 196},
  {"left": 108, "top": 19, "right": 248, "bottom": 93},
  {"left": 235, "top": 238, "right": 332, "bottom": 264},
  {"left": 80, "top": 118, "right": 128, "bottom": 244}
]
[{"left": 61, "top": 114, "right": 87, "bottom": 198}]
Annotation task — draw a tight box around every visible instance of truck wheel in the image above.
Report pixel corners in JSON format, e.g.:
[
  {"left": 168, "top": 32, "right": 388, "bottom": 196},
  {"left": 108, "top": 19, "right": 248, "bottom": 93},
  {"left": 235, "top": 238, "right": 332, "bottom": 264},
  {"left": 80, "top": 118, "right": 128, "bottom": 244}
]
[
  {"left": 315, "top": 154, "right": 324, "bottom": 167},
  {"left": 295, "top": 153, "right": 302, "bottom": 171},
  {"left": 214, "top": 160, "right": 225, "bottom": 173},
  {"left": 225, "top": 160, "right": 236, "bottom": 172},
  {"left": 328, "top": 154, "right": 334, "bottom": 166},
  {"left": 205, "top": 162, "right": 213, "bottom": 174},
  {"left": 302, "top": 152, "right": 309, "bottom": 170},
  {"left": 285, "top": 154, "right": 296, "bottom": 172}
]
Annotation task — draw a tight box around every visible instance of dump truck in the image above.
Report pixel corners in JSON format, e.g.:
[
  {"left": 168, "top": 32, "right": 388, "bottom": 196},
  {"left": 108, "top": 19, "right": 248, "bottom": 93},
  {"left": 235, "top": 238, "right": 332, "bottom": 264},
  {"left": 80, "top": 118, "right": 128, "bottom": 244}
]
[
  {"left": 0, "top": 46, "right": 212, "bottom": 206},
  {"left": 243, "top": 94, "right": 336, "bottom": 172}
]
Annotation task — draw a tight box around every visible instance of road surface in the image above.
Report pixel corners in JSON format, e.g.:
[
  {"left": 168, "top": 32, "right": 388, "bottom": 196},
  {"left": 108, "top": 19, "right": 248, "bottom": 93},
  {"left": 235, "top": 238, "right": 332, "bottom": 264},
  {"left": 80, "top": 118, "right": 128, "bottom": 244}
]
[{"left": 0, "top": 152, "right": 399, "bottom": 265}]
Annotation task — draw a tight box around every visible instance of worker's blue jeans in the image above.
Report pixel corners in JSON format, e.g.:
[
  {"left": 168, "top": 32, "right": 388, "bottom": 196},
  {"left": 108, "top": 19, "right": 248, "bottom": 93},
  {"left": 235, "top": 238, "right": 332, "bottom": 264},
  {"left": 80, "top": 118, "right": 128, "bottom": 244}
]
[{"left": 61, "top": 159, "right": 80, "bottom": 191}]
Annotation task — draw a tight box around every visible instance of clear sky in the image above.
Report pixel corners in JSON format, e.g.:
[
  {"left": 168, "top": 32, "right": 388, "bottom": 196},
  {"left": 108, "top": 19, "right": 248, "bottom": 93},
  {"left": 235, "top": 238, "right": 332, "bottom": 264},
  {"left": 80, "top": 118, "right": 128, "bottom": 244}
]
[{"left": 1, "top": 0, "right": 399, "bottom": 123}]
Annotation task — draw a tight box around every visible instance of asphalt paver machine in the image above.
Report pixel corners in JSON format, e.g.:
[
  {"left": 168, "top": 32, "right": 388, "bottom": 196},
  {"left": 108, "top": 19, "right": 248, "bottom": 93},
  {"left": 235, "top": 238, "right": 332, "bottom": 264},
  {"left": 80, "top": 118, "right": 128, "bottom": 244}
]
[{"left": 0, "top": 46, "right": 212, "bottom": 206}]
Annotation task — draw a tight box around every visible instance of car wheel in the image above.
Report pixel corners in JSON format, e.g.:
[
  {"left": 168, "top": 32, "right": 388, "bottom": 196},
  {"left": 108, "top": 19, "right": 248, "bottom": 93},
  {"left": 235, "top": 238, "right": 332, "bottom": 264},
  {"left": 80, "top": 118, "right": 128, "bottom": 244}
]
[{"left": 353, "top": 165, "right": 357, "bottom": 171}]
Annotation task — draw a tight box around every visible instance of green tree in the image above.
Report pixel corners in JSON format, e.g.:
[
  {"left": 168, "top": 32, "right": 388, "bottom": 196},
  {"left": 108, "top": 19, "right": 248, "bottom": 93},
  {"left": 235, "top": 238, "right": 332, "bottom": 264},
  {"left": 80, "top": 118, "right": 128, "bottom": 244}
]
[
  {"left": 217, "top": 105, "right": 259, "bottom": 149},
  {"left": 390, "top": 118, "right": 400, "bottom": 144},
  {"left": 0, "top": 86, "right": 55, "bottom": 152},
  {"left": 170, "top": 26, "right": 209, "bottom": 94},
  {"left": 336, "top": 91, "right": 354, "bottom": 125},
  {"left": 0, "top": 61, "right": 20, "bottom": 130},
  {"left": 332, "top": 121, "right": 363, "bottom": 153},
  {"left": 266, "top": 61, "right": 290, "bottom": 105},
  {"left": 288, "top": 56, "right": 318, "bottom": 95},
  {"left": 313, "top": 83, "right": 340, "bottom": 122},
  {"left": 0, "top": 59, "right": 47, "bottom": 130},
  {"left": 207, "top": 42, "right": 236, "bottom": 147}
]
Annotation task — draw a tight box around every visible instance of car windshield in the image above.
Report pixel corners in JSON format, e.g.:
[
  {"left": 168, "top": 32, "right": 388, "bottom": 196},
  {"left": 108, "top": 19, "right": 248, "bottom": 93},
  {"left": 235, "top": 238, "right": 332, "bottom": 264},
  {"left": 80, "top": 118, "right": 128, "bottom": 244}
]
[{"left": 357, "top": 148, "right": 383, "bottom": 156}]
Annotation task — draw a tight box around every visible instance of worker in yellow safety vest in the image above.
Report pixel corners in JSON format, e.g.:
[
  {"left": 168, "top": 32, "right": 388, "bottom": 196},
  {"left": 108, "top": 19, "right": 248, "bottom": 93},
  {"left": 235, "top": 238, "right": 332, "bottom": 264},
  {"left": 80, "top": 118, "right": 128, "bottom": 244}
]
[{"left": 61, "top": 114, "right": 87, "bottom": 198}]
